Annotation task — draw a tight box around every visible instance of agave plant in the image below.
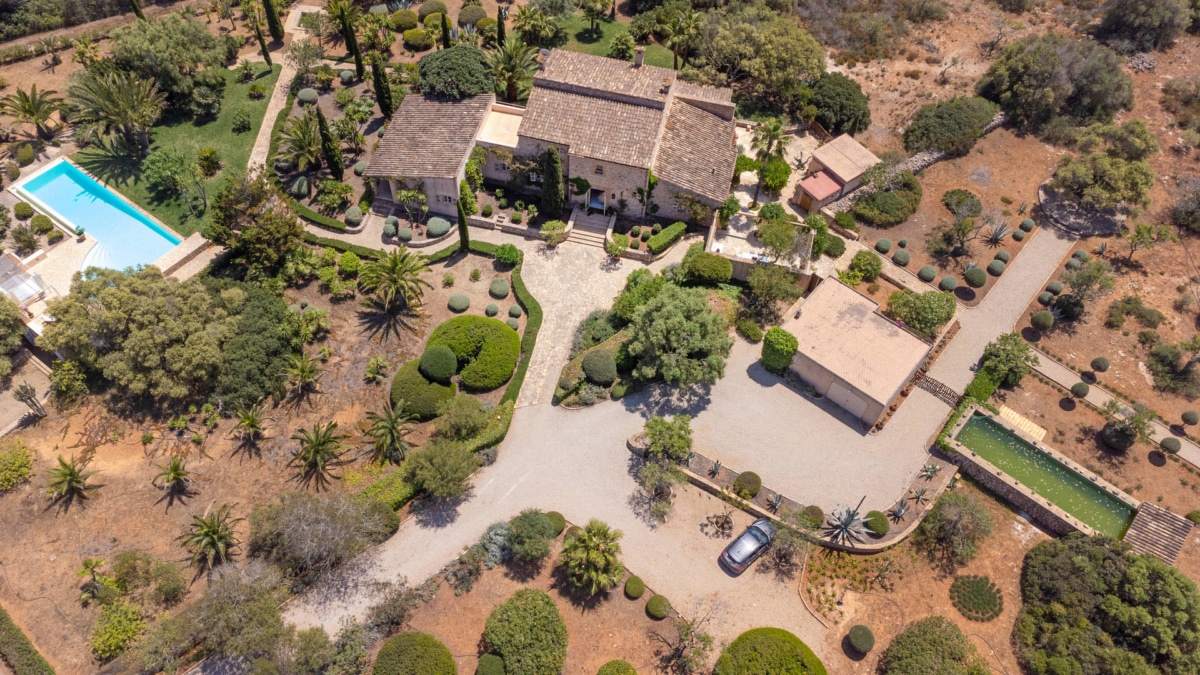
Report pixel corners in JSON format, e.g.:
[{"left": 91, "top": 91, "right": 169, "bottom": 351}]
[
  {"left": 920, "top": 462, "right": 942, "bottom": 480},
  {"left": 984, "top": 221, "right": 1010, "bottom": 246},
  {"left": 1094, "top": 241, "right": 1108, "bottom": 256},
  {"left": 823, "top": 496, "right": 868, "bottom": 547},
  {"left": 909, "top": 487, "right": 930, "bottom": 505},
  {"left": 709, "top": 459, "right": 721, "bottom": 476},
  {"left": 1019, "top": 201, "right": 1028, "bottom": 215},
  {"left": 965, "top": 261, "right": 978, "bottom": 271},
  {"left": 769, "top": 493, "right": 784, "bottom": 512},
  {"left": 889, "top": 499, "right": 910, "bottom": 522}
]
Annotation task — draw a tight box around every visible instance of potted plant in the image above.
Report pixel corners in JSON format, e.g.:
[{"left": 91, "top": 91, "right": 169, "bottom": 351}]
[{"left": 74, "top": 225, "right": 85, "bottom": 241}]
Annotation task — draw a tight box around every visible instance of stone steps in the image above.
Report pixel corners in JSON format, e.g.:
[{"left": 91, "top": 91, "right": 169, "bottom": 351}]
[
  {"left": 569, "top": 228, "right": 607, "bottom": 248},
  {"left": 998, "top": 405, "right": 1047, "bottom": 441}
]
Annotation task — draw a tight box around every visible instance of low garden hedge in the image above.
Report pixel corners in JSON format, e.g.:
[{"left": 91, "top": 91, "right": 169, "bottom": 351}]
[
  {"left": 687, "top": 251, "right": 733, "bottom": 285},
  {"left": 646, "top": 595, "right": 671, "bottom": 620},
  {"left": 0, "top": 603, "right": 54, "bottom": 675},
  {"left": 266, "top": 86, "right": 348, "bottom": 232},
  {"left": 484, "top": 589, "right": 568, "bottom": 675},
  {"left": 714, "top": 627, "right": 827, "bottom": 675},
  {"left": 391, "top": 359, "right": 456, "bottom": 420},
  {"left": 597, "top": 660, "right": 637, "bottom": 675},
  {"left": 864, "top": 510, "right": 889, "bottom": 536},
  {"left": 963, "top": 370, "right": 997, "bottom": 402},
  {"left": 428, "top": 315, "right": 520, "bottom": 391},
  {"left": 372, "top": 632, "right": 455, "bottom": 675},
  {"left": 736, "top": 318, "right": 763, "bottom": 343},
  {"left": 624, "top": 575, "right": 645, "bottom": 599},
  {"left": 646, "top": 222, "right": 687, "bottom": 255},
  {"left": 822, "top": 232, "right": 846, "bottom": 258},
  {"left": 582, "top": 350, "right": 617, "bottom": 386},
  {"left": 12, "top": 202, "right": 33, "bottom": 220},
  {"left": 419, "top": 345, "right": 457, "bottom": 384}
]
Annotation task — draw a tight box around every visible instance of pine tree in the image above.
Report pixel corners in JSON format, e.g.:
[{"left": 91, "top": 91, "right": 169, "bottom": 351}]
[
  {"left": 496, "top": 7, "right": 506, "bottom": 47},
  {"left": 371, "top": 55, "right": 394, "bottom": 119},
  {"left": 457, "top": 182, "right": 471, "bottom": 253},
  {"left": 262, "top": 0, "right": 284, "bottom": 42},
  {"left": 316, "top": 108, "right": 344, "bottom": 181},
  {"left": 254, "top": 21, "right": 273, "bottom": 68},
  {"left": 441, "top": 13, "right": 452, "bottom": 50},
  {"left": 540, "top": 147, "right": 565, "bottom": 219},
  {"left": 130, "top": 0, "right": 146, "bottom": 21}
]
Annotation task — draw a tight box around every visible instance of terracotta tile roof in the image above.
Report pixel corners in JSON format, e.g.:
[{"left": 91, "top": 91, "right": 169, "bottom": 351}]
[
  {"left": 653, "top": 99, "right": 736, "bottom": 203},
  {"left": 519, "top": 86, "right": 664, "bottom": 168},
  {"left": 363, "top": 93, "right": 492, "bottom": 180},
  {"left": 799, "top": 170, "right": 841, "bottom": 201},
  {"left": 673, "top": 81, "right": 733, "bottom": 105},
  {"left": 812, "top": 134, "right": 881, "bottom": 184},
  {"left": 534, "top": 49, "right": 675, "bottom": 106}
]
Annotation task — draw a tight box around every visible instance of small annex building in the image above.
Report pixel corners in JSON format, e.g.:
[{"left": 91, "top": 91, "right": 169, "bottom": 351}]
[
  {"left": 780, "top": 279, "right": 929, "bottom": 427},
  {"left": 792, "top": 134, "right": 881, "bottom": 213}
]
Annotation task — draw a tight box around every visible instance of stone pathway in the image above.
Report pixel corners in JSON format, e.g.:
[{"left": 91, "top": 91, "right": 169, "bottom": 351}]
[{"left": 246, "top": 62, "right": 295, "bottom": 170}]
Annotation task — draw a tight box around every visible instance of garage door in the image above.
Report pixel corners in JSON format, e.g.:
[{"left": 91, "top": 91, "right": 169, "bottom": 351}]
[{"left": 827, "top": 382, "right": 869, "bottom": 420}]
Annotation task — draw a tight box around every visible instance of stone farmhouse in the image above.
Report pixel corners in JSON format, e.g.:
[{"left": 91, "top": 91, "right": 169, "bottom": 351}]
[{"left": 365, "top": 48, "right": 738, "bottom": 223}]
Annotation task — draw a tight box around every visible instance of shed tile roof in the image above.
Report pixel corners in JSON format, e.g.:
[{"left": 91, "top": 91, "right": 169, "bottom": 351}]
[
  {"left": 363, "top": 93, "right": 492, "bottom": 180},
  {"left": 519, "top": 86, "right": 664, "bottom": 168},
  {"left": 781, "top": 280, "right": 929, "bottom": 405},
  {"left": 811, "top": 134, "right": 881, "bottom": 185},
  {"left": 653, "top": 99, "right": 736, "bottom": 203},
  {"left": 534, "top": 49, "right": 675, "bottom": 106},
  {"left": 799, "top": 170, "right": 841, "bottom": 201}
]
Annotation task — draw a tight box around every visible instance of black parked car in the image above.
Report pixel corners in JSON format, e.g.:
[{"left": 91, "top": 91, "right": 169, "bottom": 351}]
[{"left": 719, "top": 518, "right": 775, "bottom": 575}]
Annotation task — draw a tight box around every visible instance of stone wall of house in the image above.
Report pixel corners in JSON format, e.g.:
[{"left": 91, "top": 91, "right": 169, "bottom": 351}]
[
  {"left": 567, "top": 158, "right": 649, "bottom": 214},
  {"left": 654, "top": 180, "right": 719, "bottom": 223}
]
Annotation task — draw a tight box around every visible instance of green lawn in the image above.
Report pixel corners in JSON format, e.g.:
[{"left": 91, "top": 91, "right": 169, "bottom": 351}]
[
  {"left": 555, "top": 13, "right": 676, "bottom": 70},
  {"left": 74, "top": 64, "right": 283, "bottom": 237}
]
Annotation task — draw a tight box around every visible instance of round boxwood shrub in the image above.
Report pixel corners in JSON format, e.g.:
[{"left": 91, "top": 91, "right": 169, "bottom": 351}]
[
  {"left": 384, "top": 216, "right": 399, "bottom": 237},
  {"left": 345, "top": 205, "right": 364, "bottom": 227},
  {"left": 1161, "top": 437, "right": 1182, "bottom": 454},
  {"left": 733, "top": 471, "right": 761, "bottom": 499},
  {"left": 297, "top": 88, "right": 319, "bottom": 105},
  {"left": 448, "top": 294, "right": 470, "bottom": 312},
  {"left": 582, "top": 350, "right": 618, "bottom": 386},
  {"left": 800, "top": 505, "right": 826, "bottom": 529},
  {"left": 13, "top": 202, "right": 33, "bottom": 220},
  {"left": 354, "top": 160, "right": 367, "bottom": 176},
  {"left": 1190, "top": 511, "right": 1200, "bottom": 524},
  {"left": 892, "top": 250, "right": 910, "bottom": 266},
  {"left": 506, "top": 317, "right": 520, "bottom": 330},
  {"left": 898, "top": 238, "right": 907, "bottom": 248},
  {"left": 30, "top": 214, "right": 53, "bottom": 234},
  {"left": 646, "top": 595, "right": 671, "bottom": 620},
  {"left": 418, "top": 345, "right": 457, "bottom": 384},
  {"left": 417, "top": 0, "right": 446, "bottom": 20},
  {"left": 1073, "top": 249, "right": 1089, "bottom": 262},
  {"left": 339, "top": 70, "right": 354, "bottom": 85},
  {"left": 564, "top": 525, "right": 582, "bottom": 542},
  {"left": 714, "top": 627, "right": 826, "bottom": 675},
  {"left": 823, "top": 233, "right": 846, "bottom": 258},
  {"left": 1071, "top": 382, "right": 1090, "bottom": 398},
  {"left": 875, "top": 238, "right": 892, "bottom": 253},
  {"left": 762, "top": 326, "right": 798, "bottom": 374},
  {"left": 373, "top": 632, "right": 454, "bottom": 675},
  {"left": 1184, "top": 410, "right": 1199, "bottom": 426},
  {"left": 597, "top": 660, "right": 637, "bottom": 675},
  {"left": 397, "top": 228, "right": 413, "bottom": 243},
  {"left": 391, "top": 8, "right": 418, "bottom": 30},
  {"left": 847, "top": 625, "right": 874, "bottom": 654},
  {"left": 476, "top": 654, "right": 505, "bottom": 675},
  {"left": 484, "top": 589, "right": 568, "bottom": 675},
  {"left": 1037, "top": 291, "right": 1054, "bottom": 306},
  {"left": 1020, "top": 218, "right": 1035, "bottom": 232},
  {"left": 1101, "top": 420, "right": 1137, "bottom": 452},
  {"left": 458, "top": 4, "right": 487, "bottom": 25},
  {"left": 1091, "top": 357, "right": 1110, "bottom": 372},
  {"left": 994, "top": 250, "right": 1011, "bottom": 263},
  {"left": 918, "top": 265, "right": 937, "bottom": 282},
  {"left": 964, "top": 267, "right": 987, "bottom": 288},
  {"left": 987, "top": 259, "right": 1005, "bottom": 276},
  {"left": 1047, "top": 280, "right": 1064, "bottom": 295},
  {"left": 864, "top": 510, "right": 889, "bottom": 537},
  {"left": 481, "top": 204, "right": 493, "bottom": 217},
  {"left": 624, "top": 575, "right": 645, "bottom": 600},
  {"left": 489, "top": 278, "right": 509, "bottom": 299},
  {"left": 1066, "top": 258, "right": 1082, "bottom": 271},
  {"left": 949, "top": 575, "right": 1003, "bottom": 622},
  {"left": 939, "top": 276, "right": 958, "bottom": 292},
  {"left": 485, "top": 303, "right": 499, "bottom": 317},
  {"left": 403, "top": 28, "right": 434, "bottom": 51},
  {"left": 428, "top": 316, "right": 520, "bottom": 391},
  {"left": 422, "top": 11, "right": 442, "bottom": 27},
  {"left": 1030, "top": 310, "right": 1054, "bottom": 332},
  {"left": 508, "top": 304, "right": 522, "bottom": 318},
  {"left": 391, "top": 360, "right": 456, "bottom": 420},
  {"left": 15, "top": 144, "right": 34, "bottom": 166},
  {"left": 545, "top": 511, "right": 566, "bottom": 535},
  {"left": 1012, "top": 229, "right": 1026, "bottom": 242},
  {"left": 427, "top": 217, "right": 451, "bottom": 237}
]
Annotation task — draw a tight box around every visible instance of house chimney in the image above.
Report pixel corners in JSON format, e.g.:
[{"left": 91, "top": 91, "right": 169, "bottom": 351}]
[{"left": 634, "top": 46, "right": 645, "bottom": 68}]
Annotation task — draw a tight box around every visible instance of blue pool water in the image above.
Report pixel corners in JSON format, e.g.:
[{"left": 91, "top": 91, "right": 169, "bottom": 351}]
[{"left": 16, "top": 160, "right": 181, "bottom": 271}]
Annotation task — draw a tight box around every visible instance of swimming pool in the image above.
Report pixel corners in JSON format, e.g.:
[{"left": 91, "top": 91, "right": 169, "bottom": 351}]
[{"left": 12, "top": 159, "right": 181, "bottom": 271}]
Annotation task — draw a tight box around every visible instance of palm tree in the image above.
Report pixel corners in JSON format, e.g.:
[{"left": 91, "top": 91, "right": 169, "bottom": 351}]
[
  {"left": 512, "top": 6, "right": 554, "bottom": 47},
  {"left": 660, "top": 12, "right": 684, "bottom": 70},
  {"left": 673, "top": 9, "right": 703, "bottom": 68},
  {"left": 232, "top": 401, "right": 267, "bottom": 445},
  {"left": 558, "top": 518, "right": 625, "bottom": 595},
  {"left": 0, "top": 84, "right": 63, "bottom": 140},
  {"left": 750, "top": 117, "right": 786, "bottom": 206},
  {"left": 77, "top": 557, "right": 106, "bottom": 605},
  {"left": 178, "top": 503, "right": 242, "bottom": 574},
  {"left": 284, "top": 352, "right": 323, "bottom": 400},
  {"left": 365, "top": 397, "right": 413, "bottom": 466},
  {"left": 153, "top": 456, "right": 191, "bottom": 493},
  {"left": 581, "top": 0, "right": 611, "bottom": 36},
  {"left": 46, "top": 455, "right": 98, "bottom": 509},
  {"left": 824, "top": 496, "right": 868, "bottom": 546},
  {"left": 12, "top": 381, "right": 45, "bottom": 417},
  {"left": 64, "top": 70, "right": 165, "bottom": 158},
  {"left": 278, "top": 110, "right": 323, "bottom": 173},
  {"left": 486, "top": 38, "right": 538, "bottom": 104},
  {"left": 289, "top": 421, "right": 346, "bottom": 490},
  {"left": 358, "top": 249, "right": 432, "bottom": 311}
]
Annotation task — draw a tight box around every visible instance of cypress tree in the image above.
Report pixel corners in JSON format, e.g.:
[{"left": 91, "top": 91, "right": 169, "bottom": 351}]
[
  {"left": 344, "top": 18, "right": 364, "bottom": 79},
  {"left": 254, "top": 21, "right": 273, "bottom": 68},
  {"left": 540, "top": 147, "right": 564, "bottom": 219},
  {"left": 496, "top": 7, "right": 506, "bottom": 48},
  {"left": 130, "top": 0, "right": 146, "bottom": 21},
  {"left": 263, "top": 0, "right": 284, "bottom": 42},
  {"left": 316, "top": 108, "right": 344, "bottom": 181},
  {"left": 441, "top": 13, "right": 452, "bottom": 50},
  {"left": 372, "top": 55, "right": 394, "bottom": 120},
  {"left": 457, "top": 182, "right": 471, "bottom": 253}
]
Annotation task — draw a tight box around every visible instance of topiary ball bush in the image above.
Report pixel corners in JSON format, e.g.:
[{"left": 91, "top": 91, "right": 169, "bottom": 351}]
[
  {"left": 918, "top": 265, "right": 937, "bottom": 282},
  {"left": 448, "top": 294, "right": 470, "bottom": 312},
  {"left": 898, "top": 238, "right": 907, "bottom": 248},
  {"left": 391, "top": 8, "right": 419, "bottom": 30},
  {"left": 422, "top": 11, "right": 442, "bottom": 27},
  {"left": 987, "top": 260, "right": 1005, "bottom": 276},
  {"left": 13, "top": 202, "right": 34, "bottom": 220},
  {"left": 1012, "top": 229, "right": 1026, "bottom": 242},
  {"left": 995, "top": 250, "right": 1011, "bottom": 263},
  {"left": 428, "top": 316, "right": 520, "bottom": 391},
  {"left": 964, "top": 267, "right": 986, "bottom": 288},
  {"left": 392, "top": 360, "right": 456, "bottom": 420},
  {"left": 403, "top": 27, "right": 434, "bottom": 50},
  {"left": 545, "top": 511, "right": 566, "bottom": 535},
  {"left": 489, "top": 278, "right": 509, "bottom": 299},
  {"left": 458, "top": 4, "right": 487, "bottom": 25},
  {"left": 733, "top": 471, "right": 761, "bottom": 499},
  {"left": 29, "top": 214, "right": 52, "bottom": 234},
  {"left": 1184, "top": 411, "right": 1200, "bottom": 426},
  {"left": 1071, "top": 382, "right": 1090, "bottom": 398},
  {"left": 646, "top": 595, "right": 671, "bottom": 620},
  {"left": 865, "top": 510, "right": 889, "bottom": 537},
  {"left": 1101, "top": 420, "right": 1137, "bottom": 452},
  {"left": 372, "top": 631, "right": 455, "bottom": 675},
  {"left": 1073, "top": 249, "right": 1090, "bottom": 262},
  {"left": 1037, "top": 291, "right": 1054, "bottom": 306},
  {"left": 801, "top": 505, "right": 826, "bottom": 529},
  {"left": 1161, "top": 437, "right": 1182, "bottom": 454},
  {"left": 419, "top": 345, "right": 458, "bottom": 384},
  {"left": 506, "top": 317, "right": 520, "bottom": 330},
  {"left": 485, "top": 303, "right": 499, "bottom": 317},
  {"left": 1047, "top": 280, "right": 1064, "bottom": 295},
  {"left": 14, "top": 144, "right": 34, "bottom": 166},
  {"left": 823, "top": 234, "right": 846, "bottom": 258},
  {"left": 339, "top": 69, "right": 355, "bottom": 84},
  {"left": 345, "top": 205, "right": 364, "bottom": 227},
  {"left": 564, "top": 525, "right": 582, "bottom": 542},
  {"left": 417, "top": 0, "right": 447, "bottom": 20},
  {"left": 427, "top": 217, "right": 451, "bottom": 237},
  {"left": 624, "top": 575, "right": 645, "bottom": 600},
  {"left": 397, "top": 228, "right": 413, "bottom": 243},
  {"left": 484, "top": 589, "right": 568, "bottom": 675},
  {"left": 476, "top": 654, "right": 505, "bottom": 675},
  {"left": 939, "top": 276, "right": 957, "bottom": 292},
  {"left": 1066, "top": 258, "right": 1082, "bottom": 271},
  {"left": 582, "top": 350, "right": 617, "bottom": 387},
  {"left": 1030, "top": 310, "right": 1054, "bottom": 332},
  {"left": 714, "top": 627, "right": 826, "bottom": 675},
  {"left": 297, "top": 88, "right": 319, "bottom": 105},
  {"left": 848, "top": 625, "right": 874, "bottom": 654},
  {"left": 892, "top": 250, "right": 910, "bottom": 266},
  {"left": 875, "top": 238, "right": 892, "bottom": 253},
  {"left": 354, "top": 160, "right": 367, "bottom": 176},
  {"left": 1091, "top": 357, "right": 1110, "bottom": 372},
  {"left": 508, "top": 304, "right": 522, "bottom": 318},
  {"left": 597, "top": 660, "right": 637, "bottom": 675},
  {"left": 1020, "top": 218, "right": 1035, "bottom": 232},
  {"left": 949, "top": 575, "right": 1004, "bottom": 622},
  {"left": 384, "top": 216, "right": 399, "bottom": 237}
]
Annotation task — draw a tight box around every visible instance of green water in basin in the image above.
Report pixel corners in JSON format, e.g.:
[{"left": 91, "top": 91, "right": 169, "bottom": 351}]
[{"left": 955, "top": 413, "right": 1135, "bottom": 538}]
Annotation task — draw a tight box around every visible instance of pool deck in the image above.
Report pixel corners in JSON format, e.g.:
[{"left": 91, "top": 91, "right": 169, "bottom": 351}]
[{"left": 27, "top": 235, "right": 96, "bottom": 298}]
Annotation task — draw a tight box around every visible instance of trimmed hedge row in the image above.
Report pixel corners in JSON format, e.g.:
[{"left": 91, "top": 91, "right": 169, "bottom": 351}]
[
  {"left": 0, "top": 604, "right": 54, "bottom": 675},
  {"left": 647, "top": 222, "right": 687, "bottom": 255}
]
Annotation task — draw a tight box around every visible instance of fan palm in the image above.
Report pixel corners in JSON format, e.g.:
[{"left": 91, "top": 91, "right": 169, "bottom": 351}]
[
  {"left": 512, "top": 6, "right": 554, "bottom": 47},
  {"left": 486, "top": 38, "right": 538, "bottom": 103},
  {"left": 46, "top": 455, "right": 98, "bottom": 509},
  {"left": 0, "top": 84, "right": 63, "bottom": 140},
  {"left": 364, "top": 397, "right": 414, "bottom": 466},
  {"left": 750, "top": 117, "right": 785, "bottom": 205},
  {"left": 178, "top": 503, "right": 242, "bottom": 573},
  {"left": 558, "top": 519, "right": 625, "bottom": 595},
  {"left": 232, "top": 401, "right": 267, "bottom": 445},
  {"left": 153, "top": 456, "right": 191, "bottom": 493},
  {"left": 580, "top": 0, "right": 610, "bottom": 36},
  {"left": 358, "top": 249, "right": 432, "bottom": 311},
  {"left": 823, "top": 496, "right": 868, "bottom": 546},
  {"left": 278, "top": 110, "right": 323, "bottom": 173},
  {"left": 672, "top": 9, "right": 703, "bottom": 68},
  {"left": 326, "top": 0, "right": 363, "bottom": 46},
  {"left": 289, "top": 421, "right": 347, "bottom": 490},
  {"left": 284, "top": 352, "right": 323, "bottom": 399},
  {"left": 77, "top": 557, "right": 107, "bottom": 605},
  {"left": 65, "top": 69, "right": 165, "bottom": 158}
]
